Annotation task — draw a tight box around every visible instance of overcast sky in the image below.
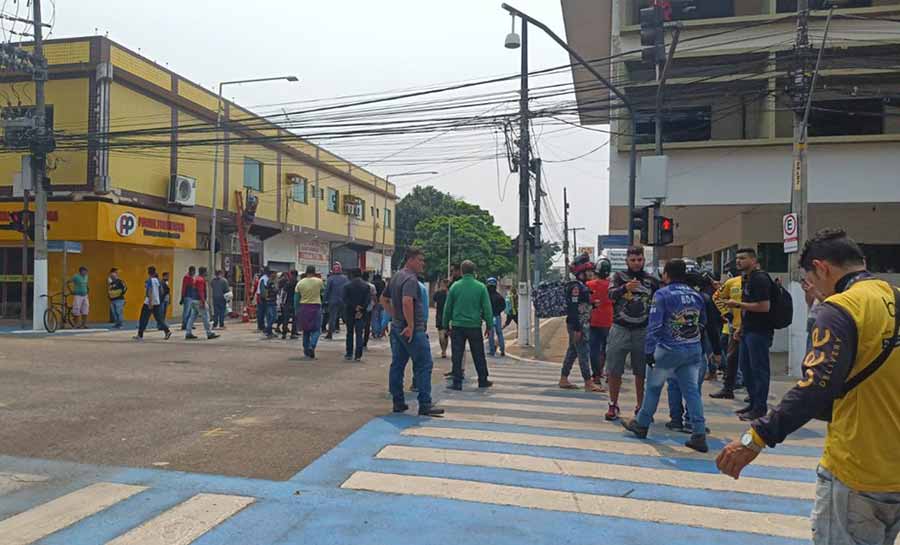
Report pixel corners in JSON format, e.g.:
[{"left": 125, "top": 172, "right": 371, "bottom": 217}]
[{"left": 48, "top": 0, "right": 610, "bottom": 254}]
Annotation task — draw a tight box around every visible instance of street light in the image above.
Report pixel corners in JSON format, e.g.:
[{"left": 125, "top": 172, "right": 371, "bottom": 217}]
[
  {"left": 381, "top": 171, "right": 438, "bottom": 275},
  {"left": 501, "top": 4, "right": 639, "bottom": 246},
  {"left": 208, "top": 75, "right": 299, "bottom": 277}
]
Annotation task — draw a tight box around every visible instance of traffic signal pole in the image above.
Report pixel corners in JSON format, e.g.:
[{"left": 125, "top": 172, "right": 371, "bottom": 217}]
[{"left": 31, "top": 0, "right": 48, "bottom": 331}]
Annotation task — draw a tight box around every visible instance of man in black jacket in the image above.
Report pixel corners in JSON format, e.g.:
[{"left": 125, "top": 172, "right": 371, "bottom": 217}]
[{"left": 343, "top": 268, "right": 371, "bottom": 361}]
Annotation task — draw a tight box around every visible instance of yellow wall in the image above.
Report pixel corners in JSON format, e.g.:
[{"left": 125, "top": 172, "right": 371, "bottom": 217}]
[
  {"left": 109, "top": 82, "right": 171, "bottom": 198},
  {"left": 48, "top": 241, "right": 175, "bottom": 323},
  {"left": 0, "top": 78, "right": 89, "bottom": 187},
  {"left": 176, "top": 111, "right": 216, "bottom": 209},
  {"left": 225, "top": 142, "right": 278, "bottom": 223},
  {"left": 281, "top": 158, "right": 317, "bottom": 230}
]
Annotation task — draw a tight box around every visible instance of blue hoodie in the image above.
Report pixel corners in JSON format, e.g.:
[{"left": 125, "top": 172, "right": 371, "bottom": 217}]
[{"left": 645, "top": 282, "right": 707, "bottom": 355}]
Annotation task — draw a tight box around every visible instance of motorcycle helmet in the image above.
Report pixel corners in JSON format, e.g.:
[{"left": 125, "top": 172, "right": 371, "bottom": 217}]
[
  {"left": 486, "top": 277, "right": 498, "bottom": 286},
  {"left": 570, "top": 253, "right": 593, "bottom": 276},
  {"left": 595, "top": 258, "right": 612, "bottom": 279}
]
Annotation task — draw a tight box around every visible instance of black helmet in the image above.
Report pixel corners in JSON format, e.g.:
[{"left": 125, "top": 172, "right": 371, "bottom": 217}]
[
  {"left": 570, "top": 253, "right": 593, "bottom": 276},
  {"left": 595, "top": 258, "right": 612, "bottom": 279}
]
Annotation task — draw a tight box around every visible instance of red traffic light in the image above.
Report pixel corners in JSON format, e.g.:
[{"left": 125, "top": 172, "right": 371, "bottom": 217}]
[{"left": 661, "top": 218, "right": 672, "bottom": 231}]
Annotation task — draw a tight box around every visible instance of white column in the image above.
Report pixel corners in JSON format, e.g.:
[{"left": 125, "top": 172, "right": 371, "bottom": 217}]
[{"left": 31, "top": 258, "right": 48, "bottom": 331}]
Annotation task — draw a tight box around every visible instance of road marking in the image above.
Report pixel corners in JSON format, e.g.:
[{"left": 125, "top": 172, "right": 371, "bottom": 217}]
[
  {"left": 377, "top": 445, "right": 815, "bottom": 499},
  {"left": 105, "top": 493, "right": 254, "bottom": 545},
  {"left": 436, "top": 412, "right": 825, "bottom": 448},
  {"left": 403, "top": 427, "right": 818, "bottom": 469},
  {"left": 437, "top": 399, "right": 826, "bottom": 430},
  {"left": 0, "top": 482, "right": 147, "bottom": 545},
  {"left": 0, "top": 472, "right": 48, "bottom": 496},
  {"left": 342, "top": 471, "right": 809, "bottom": 539}
]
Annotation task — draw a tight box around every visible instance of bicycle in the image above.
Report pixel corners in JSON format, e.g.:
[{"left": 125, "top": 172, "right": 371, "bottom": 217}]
[{"left": 42, "top": 291, "right": 76, "bottom": 333}]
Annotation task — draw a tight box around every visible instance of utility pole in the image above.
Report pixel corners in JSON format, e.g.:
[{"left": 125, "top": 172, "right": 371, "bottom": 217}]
[
  {"left": 563, "top": 187, "right": 570, "bottom": 280},
  {"left": 570, "top": 227, "right": 586, "bottom": 258},
  {"left": 531, "top": 158, "right": 542, "bottom": 358},
  {"left": 447, "top": 220, "right": 451, "bottom": 279},
  {"left": 516, "top": 21, "right": 531, "bottom": 347},
  {"left": 31, "top": 0, "right": 49, "bottom": 331}
]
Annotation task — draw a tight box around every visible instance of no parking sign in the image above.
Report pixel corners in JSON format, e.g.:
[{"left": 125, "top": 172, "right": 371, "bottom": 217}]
[{"left": 783, "top": 213, "right": 799, "bottom": 253}]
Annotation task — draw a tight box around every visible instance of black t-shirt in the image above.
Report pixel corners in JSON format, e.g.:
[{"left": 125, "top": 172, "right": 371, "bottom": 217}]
[
  {"left": 742, "top": 270, "right": 773, "bottom": 333},
  {"left": 433, "top": 290, "right": 448, "bottom": 329}
]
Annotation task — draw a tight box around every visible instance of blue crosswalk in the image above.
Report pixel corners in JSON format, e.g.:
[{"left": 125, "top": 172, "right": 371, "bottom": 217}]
[{"left": 0, "top": 359, "right": 823, "bottom": 544}]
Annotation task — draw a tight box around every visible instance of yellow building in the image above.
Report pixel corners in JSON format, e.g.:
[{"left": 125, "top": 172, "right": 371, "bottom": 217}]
[{"left": 0, "top": 36, "right": 396, "bottom": 323}]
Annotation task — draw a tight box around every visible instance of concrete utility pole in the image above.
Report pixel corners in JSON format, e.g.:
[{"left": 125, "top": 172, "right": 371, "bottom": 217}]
[
  {"left": 515, "top": 21, "right": 532, "bottom": 347},
  {"left": 563, "top": 187, "right": 570, "bottom": 280},
  {"left": 30, "top": 0, "right": 48, "bottom": 331},
  {"left": 570, "top": 227, "right": 586, "bottom": 259},
  {"left": 787, "top": 1, "right": 835, "bottom": 376},
  {"left": 531, "top": 158, "right": 542, "bottom": 358}
]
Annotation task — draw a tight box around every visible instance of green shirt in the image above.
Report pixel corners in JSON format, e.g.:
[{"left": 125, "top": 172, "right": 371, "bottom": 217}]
[
  {"left": 71, "top": 274, "right": 89, "bottom": 296},
  {"left": 442, "top": 274, "right": 492, "bottom": 329}
]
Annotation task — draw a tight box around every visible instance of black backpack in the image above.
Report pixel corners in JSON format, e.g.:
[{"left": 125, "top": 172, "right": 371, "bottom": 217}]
[{"left": 767, "top": 274, "right": 793, "bottom": 330}]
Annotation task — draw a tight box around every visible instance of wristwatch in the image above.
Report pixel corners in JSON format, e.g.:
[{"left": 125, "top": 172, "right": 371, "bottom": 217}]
[{"left": 740, "top": 431, "right": 763, "bottom": 454}]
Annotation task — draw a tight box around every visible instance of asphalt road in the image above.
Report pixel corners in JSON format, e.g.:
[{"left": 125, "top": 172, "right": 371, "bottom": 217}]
[{"left": 0, "top": 322, "right": 439, "bottom": 481}]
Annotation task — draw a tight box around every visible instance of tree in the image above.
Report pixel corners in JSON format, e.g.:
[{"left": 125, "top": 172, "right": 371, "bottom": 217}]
[
  {"left": 413, "top": 214, "right": 514, "bottom": 281},
  {"left": 394, "top": 185, "right": 494, "bottom": 270},
  {"left": 537, "top": 241, "right": 562, "bottom": 281}
]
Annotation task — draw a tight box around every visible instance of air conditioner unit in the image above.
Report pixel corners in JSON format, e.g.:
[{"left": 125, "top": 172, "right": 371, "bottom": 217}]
[{"left": 168, "top": 174, "right": 197, "bottom": 207}]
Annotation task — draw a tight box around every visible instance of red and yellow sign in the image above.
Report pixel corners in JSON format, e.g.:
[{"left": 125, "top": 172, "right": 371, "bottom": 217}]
[{"left": 0, "top": 201, "right": 196, "bottom": 249}]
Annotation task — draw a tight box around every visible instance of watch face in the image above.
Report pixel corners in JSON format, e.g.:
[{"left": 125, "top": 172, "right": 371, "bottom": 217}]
[{"left": 741, "top": 433, "right": 753, "bottom": 447}]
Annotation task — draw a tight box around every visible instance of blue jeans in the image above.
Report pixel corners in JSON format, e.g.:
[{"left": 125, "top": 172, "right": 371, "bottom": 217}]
[
  {"left": 637, "top": 344, "right": 706, "bottom": 435},
  {"left": 740, "top": 330, "right": 773, "bottom": 413},
  {"left": 371, "top": 303, "right": 384, "bottom": 337},
  {"left": 182, "top": 297, "right": 195, "bottom": 329},
  {"left": 264, "top": 302, "right": 277, "bottom": 336},
  {"left": 487, "top": 315, "right": 505, "bottom": 355},
  {"left": 110, "top": 299, "right": 125, "bottom": 327},
  {"left": 561, "top": 324, "right": 592, "bottom": 381},
  {"left": 389, "top": 328, "right": 433, "bottom": 407},
  {"left": 186, "top": 300, "right": 213, "bottom": 336},
  {"left": 156, "top": 299, "right": 169, "bottom": 330},
  {"left": 213, "top": 297, "right": 226, "bottom": 327},
  {"left": 589, "top": 326, "right": 609, "bottom": 377},
  {"left": 257, "top": 299, "right": 266, "bottom": 331},
  {"left": 667, "top": 359, "right": 705, "bottom": 425},
  {"left": 303, "top": 311, "right": 322, "bottom": 353}
]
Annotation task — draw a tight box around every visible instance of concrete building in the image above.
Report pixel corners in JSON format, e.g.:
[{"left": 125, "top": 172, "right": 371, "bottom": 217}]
[
  {"left": 0, "top": 36, "right": 396, "bottom": 323},
  {"left": 562, "top": 0, "right": 900, "bottom": 368}
]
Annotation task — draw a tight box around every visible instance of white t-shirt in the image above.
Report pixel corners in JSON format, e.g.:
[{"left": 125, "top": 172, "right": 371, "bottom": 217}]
[
  {"left": 257, "top": 274, "right": 268, "bottom": 295},
  {"left": 145, "top": 277, "right": 161, "bottom": 306}
]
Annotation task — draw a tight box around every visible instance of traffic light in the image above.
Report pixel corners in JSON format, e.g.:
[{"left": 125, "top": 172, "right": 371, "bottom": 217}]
[
  {"left": 640, "top": 3, "right": 666, "bottom": 67},
  {"left": 630, "top": 206, "right": 650, "bottom": 245},
  {"left": 656, "top": 215, "right": 674, "bottom": 246}
]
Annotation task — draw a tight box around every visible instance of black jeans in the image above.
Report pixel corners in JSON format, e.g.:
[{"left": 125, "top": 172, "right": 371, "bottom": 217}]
[
  {"left": 363, "top": 311, "right": 372, "bottom": 347},
  {"left": 450, "top": 326, "right": 490, "bottom": 383},
  {"left": 722, "top": 336, "right": 741, "bottom": 391},
  {"left": 138, "top": 304, "right": 169, "bottom": 337},
  {"left": 280, "top": 305, "right": 296, "bottom": 337},
  {"left": 345, "top": 312, "right": 366, "bottom": 359},
  {"left": 213, "top": 297, "right": 226, "bottom": 327}
]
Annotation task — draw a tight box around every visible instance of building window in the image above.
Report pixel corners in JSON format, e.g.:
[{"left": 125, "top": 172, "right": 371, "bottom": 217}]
[
  {"left": 384, "top": 208, "right": 392, "bottom": 229},
  {"left": 757, "top": 243, "right": 789, "bottom": 274},
  {"left": 243, "top": 158, "right": 263, "bottom": 191},
  {"left": 291, "top": 177, "right": 308, "bottom": 203},
  {"left": 635, "top": 107, "right": 712, "bottom": 144},
  {"left": 778, "top": 0, "right": 870, "bottom": 12},
  {"left": 326, "top": 188, "right": 339, "bottom": 212},
  {"left": 808, "top": 99, "right": 883, "bottom": 137},
  {"left": 860, "top": 244, "right": 900, "bottom": 274},
  {"left": 633, "top": 0, "right": 733, "bottom": 24}
]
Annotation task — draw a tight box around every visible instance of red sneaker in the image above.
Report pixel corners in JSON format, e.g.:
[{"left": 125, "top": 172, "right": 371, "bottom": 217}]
[{"left": 605, "top": 404, "right": 620, "bottom": 421}]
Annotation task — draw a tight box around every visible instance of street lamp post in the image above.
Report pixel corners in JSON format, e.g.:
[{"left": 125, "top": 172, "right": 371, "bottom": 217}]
[
  {"left": 501, "top": 4, "right": 639, "bottom": 246},
  {"left": 383, "top": 171, "right": 437, "bottom": 276},
  {"left": 209, "top": 75, "right": 299, "bottom": 277}
]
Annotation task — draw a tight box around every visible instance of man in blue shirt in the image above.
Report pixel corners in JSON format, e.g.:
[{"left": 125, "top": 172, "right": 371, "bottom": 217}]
[{"left": 623, "top": 259, "right": 709, "bottom": 453}]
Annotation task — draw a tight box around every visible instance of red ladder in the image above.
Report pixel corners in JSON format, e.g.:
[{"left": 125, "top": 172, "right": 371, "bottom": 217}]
[{"left": 234, "top": 190, "right": 255, "bottom": 321}]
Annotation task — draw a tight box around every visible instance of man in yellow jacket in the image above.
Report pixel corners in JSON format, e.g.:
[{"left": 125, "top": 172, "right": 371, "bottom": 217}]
[
  {"left": 710, "top": 274, "right": 742, "bottom": 398},
  {"left": 717, "top": 229, "right": 900, "bottom": 544}
]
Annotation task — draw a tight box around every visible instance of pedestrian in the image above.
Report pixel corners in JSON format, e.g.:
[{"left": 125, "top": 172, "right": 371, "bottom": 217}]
[
  {"left": 342, "top": 268, "right": 371, "bottom": 361},
  {"left": 156, "top": 272, "right": 171, "bottom": 330},
  {"left": 70, "top": 266, "right": 90, "bottom": 329},
  {"left": 276, "top": 272, "right": 295, "bottom": 339},
  {"left": 560, "top": 254, "right": 604, "bottom": 393},
  {"left": 295, "top": 265, "right": 324, "bottom": 359},
  {"left": 485, "top": 278, "right": 506, "bottom": 357},
  {"left": 324, "top": 262, "right": 349, "bottom": 339},
  {"left": 383, "top": 247, "right": 444, "bottom": 415},
  {"left": 210, "top": 270, "right": 229, "bottom": 329},
  {"left": 262, "top": 269, "right": 278, "bottom": 338},
  {"left": 605, "top": 246, "right": 659, "bottom": 421},
  {"left": 623, "top": 259, "right": 709, "bottom": 453},
  {"left": 433, "top": 278, "right": 450, "bottom": 358},
  {"left": 185, "top": 267, "right": 219, "bottom": 340},
  {"left": 725, "top": 247, "right": 775, "bottom": 421},
  {"left": 107, "top": 267, "right": 127, "bottom": 329},
  {"left": 371, "top": 273, "right": 386, "bottom": 338},
  {"left": 253, "top": 271, "right": 268, "bottom": 332},
  {"left": 285, "top": 270, "right": 299, "bottom": 339},
  {"left": 442, "top": 260, "right": 493, "bottom": 391},
  {"left": 586, "top": 258, "right": 613, "bottom": 384},
  {"left": 716, "top": 229, "right": 900, "bottom": 545},
  {"left": 180, "top": 266, "right": 197, "bottom": 331},
  {"left": 134, "top": 266, "right": 172, "bottom": 341},
  {"left": 710, "top": 272, "right": 743, "bottom": 399},
  {"left": 363, "top": 271, "right": 376, "bottom": 349},
  {"left": 503, "top": 284, "right": 519, "bottom": 328}
]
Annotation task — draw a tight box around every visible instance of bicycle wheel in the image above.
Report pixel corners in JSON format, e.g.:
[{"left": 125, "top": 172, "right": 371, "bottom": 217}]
[
  {"left": 43, "top": 308, "right": 60, "bottom": 333},
  {"left": 64, "top": 308, "right": 77, "bottom": 329}
]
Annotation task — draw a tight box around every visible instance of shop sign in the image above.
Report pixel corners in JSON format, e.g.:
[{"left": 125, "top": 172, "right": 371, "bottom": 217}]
[
  {"left": 298, "top": 240, "right": 329, "bottom": 271},
  {"left": 98, "top": 203, "right": 196, "bottom": 249}
]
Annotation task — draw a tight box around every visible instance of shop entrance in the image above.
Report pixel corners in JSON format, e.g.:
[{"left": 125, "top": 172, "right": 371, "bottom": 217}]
[{"left": 0, "top": 246, "right": 34, "bottom": 319}]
